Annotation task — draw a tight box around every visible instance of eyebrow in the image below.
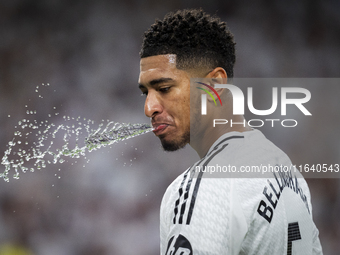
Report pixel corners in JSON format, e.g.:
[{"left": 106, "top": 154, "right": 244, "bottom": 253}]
[{"left": 138, "top": 77, "right": 174, "bottom": 89}]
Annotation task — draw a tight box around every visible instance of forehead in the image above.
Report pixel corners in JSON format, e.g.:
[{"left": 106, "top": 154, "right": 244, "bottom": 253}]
[{"left": 139, "top": 54, "right": 180, "bottom": 84}]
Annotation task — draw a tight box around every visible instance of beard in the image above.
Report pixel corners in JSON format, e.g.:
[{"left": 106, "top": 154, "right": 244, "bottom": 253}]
[{"left": 159, "top": 130, "right": 190, "bottom": 151}]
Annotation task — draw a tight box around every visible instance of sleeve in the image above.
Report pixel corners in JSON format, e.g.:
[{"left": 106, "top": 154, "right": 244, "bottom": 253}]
[{"left": 312, "top": 227, "right": 323, "bottom": 255}]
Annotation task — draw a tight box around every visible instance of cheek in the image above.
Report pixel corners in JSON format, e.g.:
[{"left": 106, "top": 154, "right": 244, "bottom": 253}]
[
  {"left": 180, "top": 95, "right": 191, "bottom": 126},
  {"left": 166, "top": 94, "right": 189, "bottom": 125}
]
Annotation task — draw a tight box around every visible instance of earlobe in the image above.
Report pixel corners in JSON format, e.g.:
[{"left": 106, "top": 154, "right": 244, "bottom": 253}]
[{"left": 206, "top": 85, "right": 224, "bottom": 103}]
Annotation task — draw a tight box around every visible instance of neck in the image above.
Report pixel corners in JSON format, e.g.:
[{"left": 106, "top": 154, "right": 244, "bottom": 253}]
[{"left": 190, "top": 115, "right": 252, "bottom": 158}]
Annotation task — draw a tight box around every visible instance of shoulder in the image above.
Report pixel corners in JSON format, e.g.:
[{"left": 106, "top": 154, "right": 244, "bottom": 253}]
[{"left": 212, "top": 129, "right": 292, "bottom": 166}]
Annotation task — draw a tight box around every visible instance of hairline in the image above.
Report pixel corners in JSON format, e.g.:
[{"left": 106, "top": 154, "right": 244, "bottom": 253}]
[{"left": 140, "top": 53, "right": 215, "bottom": 77}]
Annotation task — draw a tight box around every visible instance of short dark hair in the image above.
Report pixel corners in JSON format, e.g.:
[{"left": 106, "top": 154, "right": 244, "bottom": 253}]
[{"left": 140, "top": 9, "right": 236, "bottom": 77}]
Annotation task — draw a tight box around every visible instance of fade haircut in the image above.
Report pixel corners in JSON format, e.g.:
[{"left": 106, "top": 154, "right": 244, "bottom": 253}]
[{"left": 140, "top": 8, "right": 236, "bottom": 77}]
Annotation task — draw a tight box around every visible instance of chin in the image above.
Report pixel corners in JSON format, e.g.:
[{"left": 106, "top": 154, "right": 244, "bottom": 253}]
[{"left": 159, "top": 132, "right": 190, "bottom": 152}]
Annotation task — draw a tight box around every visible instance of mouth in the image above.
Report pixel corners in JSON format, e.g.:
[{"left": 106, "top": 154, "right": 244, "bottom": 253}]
[{"left": 152, "top": 123, "right": 169, "bottom": 136}]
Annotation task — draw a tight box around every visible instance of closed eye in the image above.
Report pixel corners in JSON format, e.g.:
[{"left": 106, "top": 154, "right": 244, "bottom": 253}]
[
  {"left": 139, "top": 84, "right": 148, "bottom": 96},
  {"left": 159, "top": 87, "right": 171, "bottom": 93}
]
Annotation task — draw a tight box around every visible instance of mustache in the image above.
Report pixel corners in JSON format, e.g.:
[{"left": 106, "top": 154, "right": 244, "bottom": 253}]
[{"left": 151, "top": 115, "right": 174, "bottom": 125}]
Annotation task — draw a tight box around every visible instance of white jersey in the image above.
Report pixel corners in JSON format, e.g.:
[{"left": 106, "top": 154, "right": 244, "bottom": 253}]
[{"left": 160, "top": 129, "right": 322, "bottom": 255}]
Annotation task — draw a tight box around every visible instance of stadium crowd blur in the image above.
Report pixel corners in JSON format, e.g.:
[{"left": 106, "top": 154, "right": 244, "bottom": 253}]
[{"left": 0, "top": 0, "right": 339, "bottom": 254}]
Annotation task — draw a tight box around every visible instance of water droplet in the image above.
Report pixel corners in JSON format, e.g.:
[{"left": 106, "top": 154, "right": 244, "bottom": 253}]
[{"left": 1, "top": 84, "right": 152, "bottom": 181}]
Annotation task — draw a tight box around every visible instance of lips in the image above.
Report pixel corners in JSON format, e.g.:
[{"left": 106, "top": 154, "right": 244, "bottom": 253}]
[{"left": 152, "top": 123, "right": 169, "bottom": 135}]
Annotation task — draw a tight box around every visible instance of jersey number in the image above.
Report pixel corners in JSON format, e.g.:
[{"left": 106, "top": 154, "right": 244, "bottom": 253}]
[{"left": 287, "top": 222, "right": 301, "bottom": 255}]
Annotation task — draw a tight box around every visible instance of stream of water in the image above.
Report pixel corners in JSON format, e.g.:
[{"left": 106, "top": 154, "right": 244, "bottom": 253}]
[{"left": 1, "top": 84, "right": 152, "bottom": 182}]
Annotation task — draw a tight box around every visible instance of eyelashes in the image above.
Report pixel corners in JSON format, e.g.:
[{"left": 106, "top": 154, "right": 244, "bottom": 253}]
[{"left": 140, "top": 86, "right": 171, "bottom": 96}]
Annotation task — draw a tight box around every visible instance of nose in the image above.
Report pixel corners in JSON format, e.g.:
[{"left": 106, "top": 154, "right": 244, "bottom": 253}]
[{"left": 144, "top": 91, "right": 163, "bottom": 118}]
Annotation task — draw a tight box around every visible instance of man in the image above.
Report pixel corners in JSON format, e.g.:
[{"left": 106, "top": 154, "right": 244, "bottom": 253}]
[{"left": 138, "top": 9, "right": 322, "bottom": 254}]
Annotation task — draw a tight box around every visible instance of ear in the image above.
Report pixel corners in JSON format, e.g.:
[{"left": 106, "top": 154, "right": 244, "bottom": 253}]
[
  {"left": 205, "top": 67, "right": 228, "bottom": 101},
  {"left": 207, "top": 67, "right": 228, "bottom": 80}
]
